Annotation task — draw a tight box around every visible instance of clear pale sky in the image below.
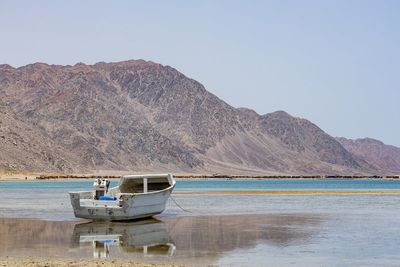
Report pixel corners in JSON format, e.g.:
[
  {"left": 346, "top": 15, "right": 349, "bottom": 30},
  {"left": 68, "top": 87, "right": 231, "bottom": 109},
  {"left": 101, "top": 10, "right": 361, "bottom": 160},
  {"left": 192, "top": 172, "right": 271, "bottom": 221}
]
[{"left": 1, "top": 1, "right": 399, "bottom": 146}]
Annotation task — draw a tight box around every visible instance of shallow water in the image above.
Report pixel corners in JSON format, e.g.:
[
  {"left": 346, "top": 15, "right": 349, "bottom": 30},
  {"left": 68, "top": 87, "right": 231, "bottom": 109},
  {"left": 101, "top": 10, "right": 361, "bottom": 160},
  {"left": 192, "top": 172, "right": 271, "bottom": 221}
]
[
  {"left": 0, "top": 179, "right": 399, "bottom": 266},
  {"left": 0, "top": 212, "right": 399, "bottom": 266},
  {"left": 0, "top": 179, "right": 400, "bottom": 220},
  {"left": 2, "top": 178, "right": 400, "bottom": 191}
]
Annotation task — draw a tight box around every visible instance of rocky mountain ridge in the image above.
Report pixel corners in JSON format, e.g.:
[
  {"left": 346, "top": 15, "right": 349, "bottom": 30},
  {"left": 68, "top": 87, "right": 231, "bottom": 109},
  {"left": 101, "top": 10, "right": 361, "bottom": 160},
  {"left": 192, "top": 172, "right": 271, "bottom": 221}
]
[
  {"left": 337, "top": 137, "right": 400, "bottom": 174},
  {"left": 0, "top": 60, "right": 397, "bottom": 175},
  {"left": 0, "top": 103, "right": 78, "bottom": 172}
]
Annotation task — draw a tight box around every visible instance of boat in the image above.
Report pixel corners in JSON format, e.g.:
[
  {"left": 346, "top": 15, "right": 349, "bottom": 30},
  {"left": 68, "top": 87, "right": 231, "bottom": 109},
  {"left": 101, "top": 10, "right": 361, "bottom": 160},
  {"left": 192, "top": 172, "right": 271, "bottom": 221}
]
[{"left": 69, "top": 174, "right": 175, "bottom": 221}]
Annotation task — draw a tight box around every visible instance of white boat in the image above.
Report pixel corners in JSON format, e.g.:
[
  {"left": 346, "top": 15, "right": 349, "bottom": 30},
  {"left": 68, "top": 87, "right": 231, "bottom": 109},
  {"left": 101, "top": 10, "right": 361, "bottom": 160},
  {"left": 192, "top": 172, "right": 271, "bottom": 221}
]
[{"left": 69, "top": 174, "right": 175, "bottom": 221}]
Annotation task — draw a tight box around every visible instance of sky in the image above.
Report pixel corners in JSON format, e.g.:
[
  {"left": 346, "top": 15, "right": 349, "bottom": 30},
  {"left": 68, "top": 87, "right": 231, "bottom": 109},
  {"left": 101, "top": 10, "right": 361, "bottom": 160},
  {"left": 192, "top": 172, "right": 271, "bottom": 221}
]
[{"left": 1, "top": 0, "right": 399, "bottom": 146}]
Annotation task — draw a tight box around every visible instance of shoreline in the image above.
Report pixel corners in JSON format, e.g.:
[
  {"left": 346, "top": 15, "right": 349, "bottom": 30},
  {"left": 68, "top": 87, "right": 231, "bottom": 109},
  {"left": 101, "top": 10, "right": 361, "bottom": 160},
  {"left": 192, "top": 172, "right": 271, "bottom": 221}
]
[
  {"left": 0, "top": 173, "right": 399, "bottom": 181},
  {"left": 35, "top": 174, "right": 399, "bottom": 179},
  {"left": 1, "top": 177, "right": 400, "bottom": 182}
]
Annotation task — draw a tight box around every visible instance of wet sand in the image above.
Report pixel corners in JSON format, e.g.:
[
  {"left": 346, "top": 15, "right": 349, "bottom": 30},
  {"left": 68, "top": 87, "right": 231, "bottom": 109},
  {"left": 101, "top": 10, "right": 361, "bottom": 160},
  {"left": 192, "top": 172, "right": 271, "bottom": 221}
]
[
  {"left": 0, "top": 257, "right": 185, "bottom": 267},
  {"left": 0, "top": 175, "right": 37, "bottom": 181}
]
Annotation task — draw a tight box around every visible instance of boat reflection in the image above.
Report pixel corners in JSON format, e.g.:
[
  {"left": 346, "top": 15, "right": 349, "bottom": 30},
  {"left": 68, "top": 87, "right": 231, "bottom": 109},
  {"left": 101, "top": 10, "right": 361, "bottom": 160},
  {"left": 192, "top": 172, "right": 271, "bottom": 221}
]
[{"left": 71, "top": 219, "right": 175, "bottom": 259}]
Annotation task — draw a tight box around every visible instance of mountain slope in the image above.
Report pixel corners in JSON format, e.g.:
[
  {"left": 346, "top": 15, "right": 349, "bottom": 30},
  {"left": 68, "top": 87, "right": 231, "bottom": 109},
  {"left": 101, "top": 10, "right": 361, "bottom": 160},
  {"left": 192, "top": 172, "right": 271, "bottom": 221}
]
[
  {"left": 0, "top": 60, "right": 381, "bottom": 174},
  {"left": 0, "top": 62, "right": 203, "bottom": 172},
  {"left": 337, "top": 137, "right": 400, "bottom": 174},
  {"left": 0, "top": 103, "right": 78, "bottom": 172}
]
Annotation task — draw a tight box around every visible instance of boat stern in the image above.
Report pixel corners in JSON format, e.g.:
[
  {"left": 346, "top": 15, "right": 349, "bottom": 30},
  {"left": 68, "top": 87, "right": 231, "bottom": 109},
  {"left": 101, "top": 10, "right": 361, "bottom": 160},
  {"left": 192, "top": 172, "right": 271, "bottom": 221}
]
[{"left": 69, "top": 191, "right": 93, "bottom": 217}]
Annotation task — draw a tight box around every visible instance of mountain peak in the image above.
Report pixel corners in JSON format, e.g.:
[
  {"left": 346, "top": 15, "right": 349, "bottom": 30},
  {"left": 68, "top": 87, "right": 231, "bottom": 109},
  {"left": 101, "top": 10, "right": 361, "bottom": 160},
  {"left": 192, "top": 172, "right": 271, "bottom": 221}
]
[
  {"left": 268, "top": 110, "right": 291, "bottom": 116},
  {"left": 0, "top": 64, "right": 15, "bottom": 71},
  {"left": 93, "top": 59, "right": 161, "bottom": 69},
  {"left": 17, "top": 62, "right": 51, "bottom": 70}
]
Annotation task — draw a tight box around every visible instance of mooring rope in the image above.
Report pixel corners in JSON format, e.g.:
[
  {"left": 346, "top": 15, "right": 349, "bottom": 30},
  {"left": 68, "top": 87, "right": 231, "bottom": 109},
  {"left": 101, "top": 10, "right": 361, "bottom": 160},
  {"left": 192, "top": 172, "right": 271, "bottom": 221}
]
[{"left": 170, "top": 195, "right": 192, "bottom": 213}]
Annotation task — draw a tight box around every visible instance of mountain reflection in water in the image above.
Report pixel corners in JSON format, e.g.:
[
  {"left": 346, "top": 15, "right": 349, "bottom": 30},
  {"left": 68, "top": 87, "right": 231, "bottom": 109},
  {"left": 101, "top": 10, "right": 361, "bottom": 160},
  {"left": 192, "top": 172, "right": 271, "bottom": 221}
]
[
  {"left": 0, "top": 213, "right": 321, "bottom": 264},
  {"left": 165, "top": 213, "right": 321, "bottom": 261}
]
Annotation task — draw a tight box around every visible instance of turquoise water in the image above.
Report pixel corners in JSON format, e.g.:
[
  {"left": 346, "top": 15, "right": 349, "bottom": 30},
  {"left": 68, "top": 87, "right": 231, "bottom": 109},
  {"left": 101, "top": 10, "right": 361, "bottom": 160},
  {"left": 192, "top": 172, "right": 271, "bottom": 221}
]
[
  {"left": 175, "top": 179, "right": 400, "bottom": 191},
  {"left": 1, "top": 178, "right": 400, "bottom": 191}
]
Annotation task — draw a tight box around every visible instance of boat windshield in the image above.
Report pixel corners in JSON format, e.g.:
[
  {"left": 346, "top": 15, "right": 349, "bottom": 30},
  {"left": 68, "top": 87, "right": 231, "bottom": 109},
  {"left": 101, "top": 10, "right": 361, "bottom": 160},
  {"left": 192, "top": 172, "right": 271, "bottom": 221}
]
[{"left": 118, "top": 174, "right": 172, "bottom": 193}]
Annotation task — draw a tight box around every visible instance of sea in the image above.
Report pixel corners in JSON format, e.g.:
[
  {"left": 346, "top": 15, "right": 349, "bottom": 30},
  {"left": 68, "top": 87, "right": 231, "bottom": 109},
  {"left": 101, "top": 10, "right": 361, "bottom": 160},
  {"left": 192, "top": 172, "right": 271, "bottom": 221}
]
[{"left": 0, "top": 179, "right": 400, "bottom": 266}]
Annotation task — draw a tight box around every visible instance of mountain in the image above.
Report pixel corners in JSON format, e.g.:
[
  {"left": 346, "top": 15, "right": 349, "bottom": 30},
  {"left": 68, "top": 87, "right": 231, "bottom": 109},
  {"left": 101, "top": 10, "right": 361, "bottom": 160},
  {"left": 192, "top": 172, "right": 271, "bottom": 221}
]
[
  {"left": 0, "top": 61, "right": 202, "bottom": 173},
  {"left": 0, "top": 60, "right": 387, "bottom": 175},
  {"left": 0, "top": 103, "right": 77, "bottom": 172},
  {"left": 337, "top": 137, "right": 400, "bottom": 174}
]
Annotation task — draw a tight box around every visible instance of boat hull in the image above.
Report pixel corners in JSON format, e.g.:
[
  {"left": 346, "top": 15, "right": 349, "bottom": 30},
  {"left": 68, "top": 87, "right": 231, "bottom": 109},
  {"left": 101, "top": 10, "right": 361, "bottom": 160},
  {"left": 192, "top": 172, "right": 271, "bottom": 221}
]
[{"left": 69, "top": 186, "right": 174, "bottom": 221}]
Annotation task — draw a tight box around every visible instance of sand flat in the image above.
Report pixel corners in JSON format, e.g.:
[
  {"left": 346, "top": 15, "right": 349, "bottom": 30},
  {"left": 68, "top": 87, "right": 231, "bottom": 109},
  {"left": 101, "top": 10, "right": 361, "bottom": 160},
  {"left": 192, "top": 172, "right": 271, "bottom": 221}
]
[{"left": 0, "top": 257, "right": 185, "bottom": 267}]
